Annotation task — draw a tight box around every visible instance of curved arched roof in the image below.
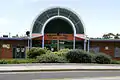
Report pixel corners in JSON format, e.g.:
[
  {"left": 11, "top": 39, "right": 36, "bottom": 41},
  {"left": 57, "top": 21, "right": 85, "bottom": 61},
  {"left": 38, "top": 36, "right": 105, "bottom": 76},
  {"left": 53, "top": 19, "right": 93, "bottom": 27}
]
[{"left": 32, "top": 7, "right": 84, "bottom": 34}]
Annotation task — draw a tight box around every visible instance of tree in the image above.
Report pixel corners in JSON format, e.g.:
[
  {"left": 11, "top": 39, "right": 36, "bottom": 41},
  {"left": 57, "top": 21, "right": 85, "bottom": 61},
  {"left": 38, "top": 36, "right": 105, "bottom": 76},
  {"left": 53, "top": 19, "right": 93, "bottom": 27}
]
[
  {"left": 107, "top": 33, "right": 115, "bottom": 39},
  {"left": 114, "top": 33, "right": 120, "bottom": 39},
  {"left": 103, "top": 33, "right": 115, "bottom": 39},
  {"left": 26, "top": 31, "right": 30, "bottom": 37},
  {"left": 103, "top": 34, "right": 109, "bottom": 39},
  {"left": 102, "top": 33, "right": 120, "bottom": 39}
]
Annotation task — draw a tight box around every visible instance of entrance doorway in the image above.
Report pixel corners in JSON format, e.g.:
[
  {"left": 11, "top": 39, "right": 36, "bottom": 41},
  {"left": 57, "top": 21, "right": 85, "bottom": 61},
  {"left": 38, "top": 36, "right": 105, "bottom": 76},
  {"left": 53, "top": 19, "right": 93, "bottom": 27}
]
[
  {"left": 44, "top": 33, "right": 74, "bottom": 51},
  {"left": 43, "top": 18, "right": 74, "bottom": 51},
  {"left": 13, "top": 46, "right": 25, "bottom": 58}
]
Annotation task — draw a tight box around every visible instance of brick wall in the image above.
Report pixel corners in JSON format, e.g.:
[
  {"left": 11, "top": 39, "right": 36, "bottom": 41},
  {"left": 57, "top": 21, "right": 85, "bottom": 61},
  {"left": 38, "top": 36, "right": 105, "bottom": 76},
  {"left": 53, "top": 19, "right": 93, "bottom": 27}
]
[
  {"left": 0, "top": 40, "right": 27, "bottom": 59},
  {"left": 90, "top": 41, "right": 120, "bottom": 60}
]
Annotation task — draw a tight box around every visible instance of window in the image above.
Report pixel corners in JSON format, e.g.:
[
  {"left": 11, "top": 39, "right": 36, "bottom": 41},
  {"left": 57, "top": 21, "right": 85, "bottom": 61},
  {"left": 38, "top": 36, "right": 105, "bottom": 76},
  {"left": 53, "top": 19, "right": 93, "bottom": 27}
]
[
  {"left": 114, "top": 47, "right": 120, "bottom": 57},
  {"left": 90, "top": 46, "right": 100, "bottom": 53}
]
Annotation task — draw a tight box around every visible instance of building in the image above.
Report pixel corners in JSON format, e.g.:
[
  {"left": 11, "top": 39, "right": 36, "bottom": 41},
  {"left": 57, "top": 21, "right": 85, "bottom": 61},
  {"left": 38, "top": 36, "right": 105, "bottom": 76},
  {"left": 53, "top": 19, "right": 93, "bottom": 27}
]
[
  {"left": 0, "top": 7, "right": 120, "bottom": 60},
  {"left": 31, "top": 7, "right": 120, "bottom": 60},
  {"left": 90, "top": 39, "right": 120, "bottom": 60},
  {"left": 31, "top": 7, "right": 88, "bottom": 51},
  {"left": 0, "top": 37, "right": 28, "bottom": 59}
]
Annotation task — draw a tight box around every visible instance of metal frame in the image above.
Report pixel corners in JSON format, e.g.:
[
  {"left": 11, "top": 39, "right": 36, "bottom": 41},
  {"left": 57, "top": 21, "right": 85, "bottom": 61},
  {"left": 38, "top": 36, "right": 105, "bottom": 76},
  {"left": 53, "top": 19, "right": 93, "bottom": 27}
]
[
  {"left": 30, "top": 7, "right": 86, "bottom": 37},
  {"left": 30, "top": 7, "right": 86, "bottom": 50},
  {"left": 41, "top": 15, "right": 76, "bottom": 49}
]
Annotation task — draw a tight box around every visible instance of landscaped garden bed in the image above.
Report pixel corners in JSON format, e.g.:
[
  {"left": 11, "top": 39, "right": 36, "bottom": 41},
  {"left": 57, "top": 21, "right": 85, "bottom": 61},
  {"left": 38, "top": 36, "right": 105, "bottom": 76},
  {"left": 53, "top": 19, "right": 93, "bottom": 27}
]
[{"left": 0, "top": 47, "right": 119, "bottom": 64}]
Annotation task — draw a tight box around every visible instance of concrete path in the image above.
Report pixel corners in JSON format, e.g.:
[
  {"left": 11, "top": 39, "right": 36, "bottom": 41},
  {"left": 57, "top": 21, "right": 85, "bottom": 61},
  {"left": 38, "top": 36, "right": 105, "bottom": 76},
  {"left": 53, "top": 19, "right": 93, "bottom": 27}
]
[
  {"left": 1, "top": 71, "right": 120, "bottom": 80},
  {"left": 36, "top": 76, "right": 120, "bottom": 80},
  {"left": 0, "top": 64, "right": 120, "bottom": 72}
]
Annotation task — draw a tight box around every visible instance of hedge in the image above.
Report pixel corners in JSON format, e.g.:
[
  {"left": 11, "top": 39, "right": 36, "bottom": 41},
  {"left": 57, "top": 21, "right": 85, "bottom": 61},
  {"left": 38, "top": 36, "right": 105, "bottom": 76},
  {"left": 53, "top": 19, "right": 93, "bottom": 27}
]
[
  {"left": 53, "top": 49, "right": 71, "bottom": 57},
  {"left": 0, "top": 48, "right": 116, "bottom": 64},
  {"left": 111, "top": 60, "right": 120, "bottom": 64},
  {"left": 66, "top": 49, "right": 93, "bottom": 63},
  {"left": 37, "top": 53, "right": 68, "bottom": 63},
  {"left": 0, "top": 59, "right": 37, "bottom": 64},
  {"left": 94, "top": 53, "right": 112, "bottom": 64},
  {"left": 27, "top": 47, "right": 50, "bottom": 59}
]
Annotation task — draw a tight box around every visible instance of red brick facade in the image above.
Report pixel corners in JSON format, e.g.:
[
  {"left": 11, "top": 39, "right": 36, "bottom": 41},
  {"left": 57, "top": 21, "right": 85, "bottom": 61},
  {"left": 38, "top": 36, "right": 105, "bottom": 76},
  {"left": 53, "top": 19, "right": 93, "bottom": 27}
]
[
  {"left": 90, "top": 40, "right": 120, "bottom": 60},
  {"left": 0, "top": 38, "right": 120, "bottom": 60},
  {"left": 0, "top": 39, "right": 28, "bottom": 59}
]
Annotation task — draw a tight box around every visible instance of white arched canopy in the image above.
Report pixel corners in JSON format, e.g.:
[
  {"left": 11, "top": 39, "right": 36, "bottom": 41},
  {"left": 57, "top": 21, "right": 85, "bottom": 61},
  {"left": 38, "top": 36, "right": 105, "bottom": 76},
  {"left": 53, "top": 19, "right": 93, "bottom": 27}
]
[
  {"left": 31, "top": 7, "right": 85, "bottom": 35},
  {"left": 31, "top": 7, "right": 86, "bottom": 50}
]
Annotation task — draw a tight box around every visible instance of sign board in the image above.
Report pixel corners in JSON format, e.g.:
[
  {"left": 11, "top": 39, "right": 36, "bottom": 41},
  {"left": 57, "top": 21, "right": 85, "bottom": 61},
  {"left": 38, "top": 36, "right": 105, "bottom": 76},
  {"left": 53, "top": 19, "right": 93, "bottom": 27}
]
[
  {"left": 44, "top": 34, "right": 73, "bottom": 40},
  {"left": 2, "top": 44, "right": 10, "bottom": 49}
]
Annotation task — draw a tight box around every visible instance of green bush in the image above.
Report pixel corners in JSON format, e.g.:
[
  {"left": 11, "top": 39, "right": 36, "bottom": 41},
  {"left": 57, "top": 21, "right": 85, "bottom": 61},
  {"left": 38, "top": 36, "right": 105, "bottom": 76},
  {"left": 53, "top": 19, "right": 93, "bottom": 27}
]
[
  {"left": 14, "top": 59, "right": 37, "bottom": 63},
  {"left": 27, "top": 48, "right": 48, "bottom": 59},
  {"left": 58, "top": 49, "right": 71, "bottom": 56},
  {"left": 66, "top": 49, "right": 93, "bottom": 63},
  {"left": 0, "top": 59, "right": 37, "bottom": 64},
  {"left": 66, "top": 49, "right": 80, "bottom": 63},
  {"left": 7, "top": 59, "right": 20, "bottom": 64},
  {"left": 94, "top": 53, "right": 112, "bottom": 64},
  {"left": 37, "top": 53, "right": 68, "bottom": 63},
  {"left": 52, "top": 49, "right": 70, "bottom": 57},
  {"left": 111, "top": 60, "right": 120, "bottom": 64},
  {"left": 88, "top": 52, "right": 96, "bottom": 63},
  {"left": 0, "top": 60, "right": 7, "bottom": 64}
]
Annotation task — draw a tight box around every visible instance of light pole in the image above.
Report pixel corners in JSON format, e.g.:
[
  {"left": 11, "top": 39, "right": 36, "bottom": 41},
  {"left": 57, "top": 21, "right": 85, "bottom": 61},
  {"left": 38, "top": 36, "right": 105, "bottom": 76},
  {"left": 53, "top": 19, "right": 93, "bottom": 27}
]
[
  {"left": 28, "top": 37, "right": 30, "bottom": 51},
  {"left": 26, "top": 31, "right": 30, "bottom": 58},
  {"left": 87, "top": 38, "right": 90, "bottom": 52}
]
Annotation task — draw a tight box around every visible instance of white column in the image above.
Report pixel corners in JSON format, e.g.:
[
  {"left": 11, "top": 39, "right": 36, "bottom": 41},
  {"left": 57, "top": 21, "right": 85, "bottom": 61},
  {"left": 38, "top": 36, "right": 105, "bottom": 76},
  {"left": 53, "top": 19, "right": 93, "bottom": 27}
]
[
  {"left": 57, "top": 39, "right": 59, "bottom": 51},
  {"left": 84, "top": 39, "right": 87, "bottom": 51},
  {"left": 73, "top": 34, "right": 75, "bottom": 49},
  {"left": 42, "top": 34, "right": 44, "bottom": 48},
  {"left": 87, "top": 39, "right": 90, "bottom": 52}
]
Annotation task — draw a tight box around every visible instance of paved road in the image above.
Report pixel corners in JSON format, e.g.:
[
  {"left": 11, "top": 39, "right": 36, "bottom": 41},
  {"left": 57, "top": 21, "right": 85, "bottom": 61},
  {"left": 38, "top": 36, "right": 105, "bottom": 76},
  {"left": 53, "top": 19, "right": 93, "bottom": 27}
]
[{"left": 0, "top": 71, "right": 120, "bottom": 80}]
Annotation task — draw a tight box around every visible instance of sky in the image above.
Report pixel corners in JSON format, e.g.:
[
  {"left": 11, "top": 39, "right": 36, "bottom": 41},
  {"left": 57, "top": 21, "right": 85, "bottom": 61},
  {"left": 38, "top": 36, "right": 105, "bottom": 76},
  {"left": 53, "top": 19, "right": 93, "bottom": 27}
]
[{"left": 0, "top": 0, "right": 120, "bottom": 38}]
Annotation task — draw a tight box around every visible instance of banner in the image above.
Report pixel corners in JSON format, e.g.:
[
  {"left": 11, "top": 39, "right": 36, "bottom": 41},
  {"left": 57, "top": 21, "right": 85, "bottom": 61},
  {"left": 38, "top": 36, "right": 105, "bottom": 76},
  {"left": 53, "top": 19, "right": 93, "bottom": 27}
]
[{"left": 44, "top": 34, "right": 73, "bottom": 40}]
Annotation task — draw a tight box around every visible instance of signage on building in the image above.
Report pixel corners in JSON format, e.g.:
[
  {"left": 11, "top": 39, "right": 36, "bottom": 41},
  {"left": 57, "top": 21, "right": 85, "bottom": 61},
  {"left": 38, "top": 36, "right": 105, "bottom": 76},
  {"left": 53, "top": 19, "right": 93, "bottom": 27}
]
[
  {"left": 44, "top": 34, "right": 73, "bottom": 40},
  {"left": 2, "top": 44, "right": 10, "bottom": 49}
]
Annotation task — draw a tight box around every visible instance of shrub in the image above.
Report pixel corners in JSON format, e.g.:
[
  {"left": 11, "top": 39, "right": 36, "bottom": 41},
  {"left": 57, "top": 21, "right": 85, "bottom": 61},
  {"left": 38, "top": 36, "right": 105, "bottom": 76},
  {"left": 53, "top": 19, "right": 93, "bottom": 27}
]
[
  {"left": 0, "top": 59, "right": 37, "bottom": 64},
  {"left": 88, "top": 52, "right": 96, "bottom": 63},
  {"left": 66, "top": 49, "right": 80, "bottom": 63},
  {"left": 66, "top": 49, "right": 93, "bottom": 63},
  {"left": 37, "top": 53, "right": 68, "bottom": 63},
  {"left": 94, "top": 53, "right": 112, "bottom": 64},
  {"left": 27, "top": 47, "right": 48, "bottom": 59},
  {"left": 111, "top": 60, "right": 120, "bottom": 64},
  {"left": 58, "top": 49, "right": 71, "bottom": 56},
  {"left": 0, "top": 60, "right": 7, "bottom": 64},
  {"left": 7, "top": 59, "right": 20, "bottom": 64},
  {"left": 12, "top": 59, "right": 37, "bottom": 63},
  {"left": 52, "top": 49, "right": 71, "bottom": 57}
]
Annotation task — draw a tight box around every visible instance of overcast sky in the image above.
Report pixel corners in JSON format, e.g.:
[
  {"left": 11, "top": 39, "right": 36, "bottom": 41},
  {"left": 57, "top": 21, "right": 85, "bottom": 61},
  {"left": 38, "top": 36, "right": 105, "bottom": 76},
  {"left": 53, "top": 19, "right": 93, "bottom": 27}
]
[{"left": 0, "top": 0, "right": 120, "bottom": 37}]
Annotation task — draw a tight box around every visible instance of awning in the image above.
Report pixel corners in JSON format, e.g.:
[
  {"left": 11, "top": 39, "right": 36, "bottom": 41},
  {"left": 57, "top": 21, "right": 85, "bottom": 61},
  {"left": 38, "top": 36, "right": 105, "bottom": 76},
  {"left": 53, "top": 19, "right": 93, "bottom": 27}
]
[
  {"left": 32, "top": 33, "right": 88, "bottom": 40},
  {"left": 75, "top": 34, "right": 86, "bottom": 40},
  {"left": 32, "top": 34, "right": 42, "bottom": 40}
]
